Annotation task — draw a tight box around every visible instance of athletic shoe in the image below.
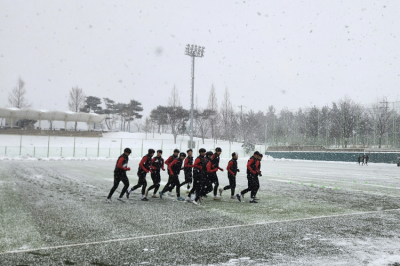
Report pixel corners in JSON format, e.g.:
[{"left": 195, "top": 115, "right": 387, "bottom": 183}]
[
  {"left": 236, "top": 194, "right": 242, "bottom": 202},
  {"left": 125, "top": 191, "right": 130, "bottom": 199},
  {"left": 141, "top": 197, "right": 149, "bottom": 201},
  {"left": 192, "top": 200, "right": 200, "bottom": 205},
  {"left": 168, "top": 192, "right": 174, "bottom": 197},
  {"left": 214, "top": 197, "right": 220, "bottom": 200},
  {"left": 152, "top": 194, "right": 158, "bottom": 198},
  {"left": 117, "top": 198, "right": 124, "bottom": 202},
  {"left": 219, "top": 188, "right": 223, "bottom": 196},
  {"left": 249, "top": 200, "right": 258, "bottom": 203},
  {"left": 254, "top": 197, "right": 260, "bottom": 201},
  {"left": 159, "top": 191, "right": 163, "bottom": 199},
  {"left": 177, "top": 197, "right": 185, "bottom": 201},
  {"left": 106, "top": 198, "right": 112, "bottom": 203},
  {"left": 145, "top": 189, "right": 149, "bottom": 198},
  {"left": 230, "top": 196, "right": 236, "bottom": 199},
  {"left": 186, "top": 197, "right": 191, "bottom": 202}
]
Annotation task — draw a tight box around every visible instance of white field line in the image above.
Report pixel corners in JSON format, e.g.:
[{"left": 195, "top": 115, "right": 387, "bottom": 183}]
[{"left": 1, "top": 208, "right": 400, "bottom": 255}]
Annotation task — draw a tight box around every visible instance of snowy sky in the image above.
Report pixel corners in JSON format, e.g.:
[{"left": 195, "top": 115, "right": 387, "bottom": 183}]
[{"left": 0, "top": 0, "right": 399, "bottom": 116}]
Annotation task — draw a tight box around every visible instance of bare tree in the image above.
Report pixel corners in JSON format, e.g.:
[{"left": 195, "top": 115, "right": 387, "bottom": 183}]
[
  {"left": 166, "top": 86, "right": 189, "bottom": 143},
  {"left": 68, "top": 86, "right": 86, "bottom": 131},
  {"left": 8, "top": 78, "right": 31, "bottom": 108},
  {"left": 142, "top": 117, "right": 152, "bottom": 139},
  {"left": 220, "top": 87, "right": 234, "bottom": 142},
  {"left": 369, "top": 97, "right": 393, "bottom": 148},
  {"left": 207, "top": 84, "right": 219, "bottom": 139}
]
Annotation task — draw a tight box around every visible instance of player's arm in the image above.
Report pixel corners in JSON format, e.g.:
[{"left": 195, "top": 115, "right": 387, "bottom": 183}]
[
  {"left": 192, "top": 158, "right": 202, "bottom": 169},
  {"left": 139, "top": 157, "right": 149, "bottom": 172},
  {"left": 161, "top": 158, "right": 165, "bottom": 171},
  {"left": 226, "top": 161, "right": 235, "bottom": 175},
  {"left": 165, "top": 156, "right": 173, "bottom": 166},
  {"left": 256, "top": 160, "right": 261, "bottom": 173},
  {"left": 247, "top": 158, "right": 256, "bottom": 174},
  {"left": 117, "top": 157, "right": 130, "bottom": 171},
  {"left": 207, "top": 161, "right": 218, "bottom": 173},
  {"left": 168, "top": 159, "right": 177, "bottom": 175}
]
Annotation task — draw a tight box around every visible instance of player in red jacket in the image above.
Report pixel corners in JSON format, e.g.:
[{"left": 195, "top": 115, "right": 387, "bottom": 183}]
[
  {"left": 236, "top": 151, "right": 261, "bottom": 203},
  {"left": 219, "top": 152, "right": 240, "bottom": 199}
]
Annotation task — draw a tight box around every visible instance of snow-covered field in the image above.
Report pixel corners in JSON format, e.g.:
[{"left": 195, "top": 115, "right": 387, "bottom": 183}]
[
  {"left": 1, "top": 159, "right": 400, "bottom": 265},
  {"left": 0, "top": 132, "right": 267, "bottom": 159}
]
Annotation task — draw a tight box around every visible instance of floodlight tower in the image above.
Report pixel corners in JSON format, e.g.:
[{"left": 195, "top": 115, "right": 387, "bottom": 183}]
[{"left": 185, "top": 44, "right": 205, "bottom": 150}]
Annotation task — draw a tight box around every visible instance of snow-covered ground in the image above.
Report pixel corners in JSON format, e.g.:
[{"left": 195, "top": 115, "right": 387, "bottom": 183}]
[
  {"left": 0, "top": 159, "right": 400, "bottom": 265},
  {"left": 0, "top": 132, "right": 267, "bottom": 159}
]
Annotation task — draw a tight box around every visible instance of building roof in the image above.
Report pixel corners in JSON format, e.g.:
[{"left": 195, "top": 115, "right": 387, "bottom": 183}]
[{"left": 0, "top": 107, "right": 107, "bottom": 123}]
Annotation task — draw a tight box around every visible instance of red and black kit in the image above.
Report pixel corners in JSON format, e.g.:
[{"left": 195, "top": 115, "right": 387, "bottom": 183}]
[{"left": 107, "top": 153, "right": 130, "bottom": 199}]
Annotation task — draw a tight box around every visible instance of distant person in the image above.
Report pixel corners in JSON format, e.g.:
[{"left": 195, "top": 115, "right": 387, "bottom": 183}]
[
  {"left": 219, "top": 152, "right": 240, "bottom": 199},
  {"left": 361, "top": 154, "right": 365, "bottom": 166},
  {"left": 365, "top": 154, "right": 369, "bottom": 166},
  {"left": 397, "top": 156, "right": 400, "bottom": 166},
  {"left": 126, "top": 149, "right": 155, "bottom": 201},
  {"left": 357, "top": 154, "right": 362, "bottom": 165},
  {"left": 146, "top": 150, "right": 165, "bottom": 198},
  {"left": 106, "top": 148, "right": 131, "bottom": 203}
]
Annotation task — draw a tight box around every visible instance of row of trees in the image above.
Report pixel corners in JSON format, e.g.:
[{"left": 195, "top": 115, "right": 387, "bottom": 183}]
[
  {"left": 5, "top": 78, "right": 400, "bottom": 148},
  {"left": 146, "top": 87, "right": 399, "bottom": 148}
]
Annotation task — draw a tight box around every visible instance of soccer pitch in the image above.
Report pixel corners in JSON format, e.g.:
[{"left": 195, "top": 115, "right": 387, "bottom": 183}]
[{"left": 1, "top": 159, "right": 400, "bottom": 265}]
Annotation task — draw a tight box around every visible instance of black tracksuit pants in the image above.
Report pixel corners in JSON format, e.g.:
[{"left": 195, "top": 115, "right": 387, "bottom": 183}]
[
  {"left": 223, "top": 174, "right": 236, "bottom": 196},
  {"left": 240, "top": 174, "right": 258, "bottom": 199},
  {"left": 147, "top": 170, "right": 161, "bottom": 194},
  {"left": 107, "top": 173, "right": 129, "bottom": 199},
  {"left": 188, "top": 172, "right": 201, "bottom": 197},
  {"left": 194, "top": 173, "right": 206, "bottom": 202},
  {"left": 130, "top": 173, "right": 147, "bottom": 195},
  {"left": 210, "top": 173, "right": 219, "bottom": 196},
  {"left": 180, "top": 172, "right": 193, "bottom": 189},
  {"left": 162, "top": 174, "right": 181, "bottom": 197}
]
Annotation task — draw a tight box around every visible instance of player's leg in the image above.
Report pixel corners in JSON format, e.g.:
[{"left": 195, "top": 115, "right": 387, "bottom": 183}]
[
  {"left": 213, "top": 175, "right": 220, "bottom": 199},
  {"left": 106, "top": 174, "right": 121, "bottom": 202},
  {"left": 118, "top": 174, "right": 130, "bottom": 199}
]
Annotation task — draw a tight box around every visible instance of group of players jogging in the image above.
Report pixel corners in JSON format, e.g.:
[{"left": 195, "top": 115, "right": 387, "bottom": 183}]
[{"left": 106, "top": 147, "right": 263, "bottom": 205}]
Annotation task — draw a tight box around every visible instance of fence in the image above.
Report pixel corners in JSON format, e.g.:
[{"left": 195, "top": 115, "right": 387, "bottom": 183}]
[{"left": 0, "top": 135, "right": 267, "bottom": 159}]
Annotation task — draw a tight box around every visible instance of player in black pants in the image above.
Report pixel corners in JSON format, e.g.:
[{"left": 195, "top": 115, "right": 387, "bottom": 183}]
[
  {"left": 205, "top": 152, "right": 221, "bottom": 200},
  {"left": 146, "top": 150, "right": 165, "bottom": 198},
  {"left": 219, "top": 152, "right": 240, "bottom": 199},
  {"left": 106, "top": 148, "right": 132, "bottom": 202},
  {"left": 237, "top": 151, "right": 261, "bottom": 203},
  {"left": 187, "top": 148, "right": 206, "bottom": 201},
  {"left": 164, "top": 149, "right": 180, "bottom": 196},
  {"left": 193, "top": 151, "right": 212, "bottom": 205},
  {"left": 159, "top": 152, "right": 186, "bottom": 201},
  {"left": 254, "top": 153, "right": 263, "bottom": 200},
  {"left": 180, "top": 149, "right": 194, "bottom": 193},
  {"left": 209, "top": 148, "right": 223, "bottom": 200},
  {"left": 126, "top": 149, "right": 155, "bottom": 201}
]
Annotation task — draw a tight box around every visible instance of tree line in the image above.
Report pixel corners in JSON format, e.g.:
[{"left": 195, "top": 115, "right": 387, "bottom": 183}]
[{"left": 5, "top": 78, "right": 400, "bottom": 149}]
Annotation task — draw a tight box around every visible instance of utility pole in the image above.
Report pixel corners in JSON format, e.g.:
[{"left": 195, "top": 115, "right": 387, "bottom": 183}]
[{"left": 185, "top": 44, "right": 205, "bottom": 150}]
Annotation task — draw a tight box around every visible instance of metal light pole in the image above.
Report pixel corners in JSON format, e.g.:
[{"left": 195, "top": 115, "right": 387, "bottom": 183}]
[{"left": 185, "top": 44, "right": 205, "bottom": 150}]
